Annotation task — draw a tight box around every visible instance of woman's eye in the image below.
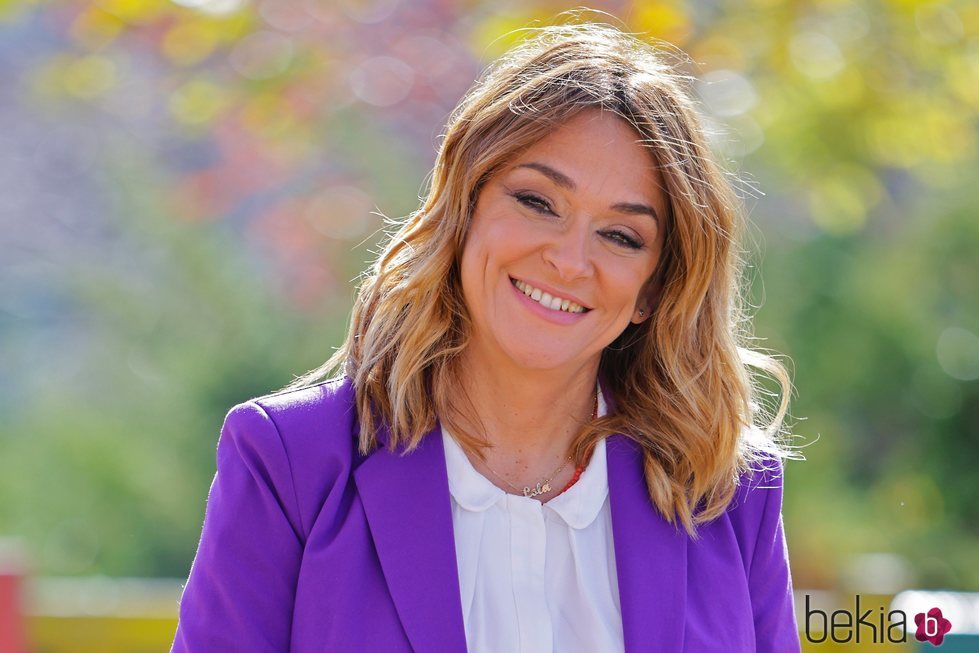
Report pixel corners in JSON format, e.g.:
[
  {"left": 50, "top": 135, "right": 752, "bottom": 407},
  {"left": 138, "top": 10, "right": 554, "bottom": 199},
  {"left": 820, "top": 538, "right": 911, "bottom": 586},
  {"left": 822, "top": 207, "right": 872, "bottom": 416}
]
[
  {"left": 602, "top": 229, "right": 643, "bottom": 250},
  {"left": 513, "top": 192, "right": 554, "bottom": 215},
  {"left": 510, "top": 191, "right": 642, "bottom": 250}
]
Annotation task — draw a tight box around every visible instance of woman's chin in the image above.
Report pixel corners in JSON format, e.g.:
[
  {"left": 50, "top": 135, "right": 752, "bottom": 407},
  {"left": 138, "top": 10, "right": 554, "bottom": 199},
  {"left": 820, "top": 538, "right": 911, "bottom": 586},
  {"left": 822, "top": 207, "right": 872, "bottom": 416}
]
[{"left": 499, "top": 343, "right": 586, "bottom": 373}]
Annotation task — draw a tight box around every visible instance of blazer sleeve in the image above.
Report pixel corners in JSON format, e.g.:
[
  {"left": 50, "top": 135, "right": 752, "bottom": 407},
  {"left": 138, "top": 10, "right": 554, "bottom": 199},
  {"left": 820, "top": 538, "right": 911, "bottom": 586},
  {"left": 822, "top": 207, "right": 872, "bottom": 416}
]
[
  {"left": 172, "top": 401, "right": 305, "bottom": 653},
  {"left": 742, "top": 462, "right": 801, "bottom": 653}
]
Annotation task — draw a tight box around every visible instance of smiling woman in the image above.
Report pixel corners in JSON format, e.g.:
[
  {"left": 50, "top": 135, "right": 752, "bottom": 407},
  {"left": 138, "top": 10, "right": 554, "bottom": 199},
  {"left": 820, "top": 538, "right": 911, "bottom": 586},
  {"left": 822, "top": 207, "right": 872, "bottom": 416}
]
[
  {"left": 460, "top": 111, "right": 664, "bottom": 374},
  {"left": 172, "top": 19, "right": 801, "bottom": 653}
]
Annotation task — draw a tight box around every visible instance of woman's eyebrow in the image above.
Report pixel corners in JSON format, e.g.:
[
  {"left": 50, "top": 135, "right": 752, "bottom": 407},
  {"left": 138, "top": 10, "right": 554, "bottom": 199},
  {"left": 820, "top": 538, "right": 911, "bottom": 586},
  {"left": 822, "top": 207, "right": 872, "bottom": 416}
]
[{"left": 514, "top": 161, "right": 660, "bottom": 223}]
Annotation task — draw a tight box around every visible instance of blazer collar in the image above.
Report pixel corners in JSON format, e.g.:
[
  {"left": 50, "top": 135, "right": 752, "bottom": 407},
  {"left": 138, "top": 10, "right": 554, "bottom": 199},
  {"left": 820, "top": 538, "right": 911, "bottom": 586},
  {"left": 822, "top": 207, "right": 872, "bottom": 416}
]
[
  {"left": 607, "top": 433, "right": 688, "bottom": 652},
  {"left": 354, "top": 417, "right": 688, "bottom": 653},
  {"left": 353, "top": 422, "right": 469, "bottom": 653},
  {"left": 601, "top": 376, "right": 688, "bottom": 652}
]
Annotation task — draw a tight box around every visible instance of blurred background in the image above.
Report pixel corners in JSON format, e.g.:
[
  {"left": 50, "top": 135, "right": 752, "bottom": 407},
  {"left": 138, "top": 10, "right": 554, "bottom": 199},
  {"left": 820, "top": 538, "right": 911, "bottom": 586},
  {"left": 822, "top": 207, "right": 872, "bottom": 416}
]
[{"left": 0, "top": 0, "right": 976, "bottom": 650}]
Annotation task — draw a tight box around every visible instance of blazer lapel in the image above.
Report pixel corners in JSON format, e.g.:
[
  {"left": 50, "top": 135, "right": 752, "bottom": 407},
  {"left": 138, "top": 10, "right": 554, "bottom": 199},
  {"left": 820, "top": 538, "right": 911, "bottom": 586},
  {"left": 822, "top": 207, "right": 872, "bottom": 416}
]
[
  {"left": 354, "top": 423, "right": 468, "bottom": 653},
  {"left": 607, "top": 433, "right": 688, "bottom": 652}
]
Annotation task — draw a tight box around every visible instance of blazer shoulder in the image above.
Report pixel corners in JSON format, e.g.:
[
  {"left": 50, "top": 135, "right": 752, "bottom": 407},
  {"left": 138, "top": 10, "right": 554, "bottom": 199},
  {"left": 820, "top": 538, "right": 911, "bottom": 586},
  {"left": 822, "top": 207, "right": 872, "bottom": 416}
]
[
  {"left": 728, "top": 452, "right": 786, "bottom": 517},
  {"left": 218, "top": 377, "right": 355, "bottom": 458},
  {"left": 724, "top": 451, "right": 788, "bottom": 566},
  {"left": 249, "top": 376, "right": 355, "bottom": 426},
  {"left": 227, "top": 377, "right": 362, "bottom": 536},
  {"left": 728, "top": 423, "right": 788, "bottom": 512},
  {"left": 736, "top": 452, "right": 785, "bottom": 497},
  {"left": 245, "top": 376, "right": 359, "bottom": 455}
]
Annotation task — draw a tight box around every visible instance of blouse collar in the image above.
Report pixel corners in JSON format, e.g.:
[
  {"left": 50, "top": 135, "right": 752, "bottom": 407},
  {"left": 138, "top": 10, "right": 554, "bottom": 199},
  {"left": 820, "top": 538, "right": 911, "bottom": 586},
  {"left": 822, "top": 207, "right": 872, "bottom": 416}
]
[{"left": 442, "top": 386, "right": 609, "bottom": 530}]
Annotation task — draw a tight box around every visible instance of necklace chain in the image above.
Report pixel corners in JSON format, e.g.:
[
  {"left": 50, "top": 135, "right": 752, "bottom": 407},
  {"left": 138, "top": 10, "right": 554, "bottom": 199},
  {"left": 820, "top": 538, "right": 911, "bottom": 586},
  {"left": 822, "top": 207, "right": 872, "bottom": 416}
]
[
  {"left": 484, "top": 455, "right": 571, "bottom": 498},
  {"left": 481, "top": 392, "right": 599, "bottom": 499}
]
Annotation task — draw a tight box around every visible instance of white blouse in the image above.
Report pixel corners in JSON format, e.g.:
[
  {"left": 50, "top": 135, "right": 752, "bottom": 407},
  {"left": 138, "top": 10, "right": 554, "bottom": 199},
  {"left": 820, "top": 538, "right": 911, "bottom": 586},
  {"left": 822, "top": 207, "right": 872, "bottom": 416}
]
[{"left": 441, "top": 390, "right": 624, "bottom": 653}]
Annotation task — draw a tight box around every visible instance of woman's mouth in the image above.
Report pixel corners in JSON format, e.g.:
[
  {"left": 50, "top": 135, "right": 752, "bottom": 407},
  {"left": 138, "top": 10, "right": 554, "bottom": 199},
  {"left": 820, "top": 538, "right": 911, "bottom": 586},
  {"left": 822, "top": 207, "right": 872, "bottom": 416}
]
[{"left": 510, "top": 277, "right": 590, "bottom": 314}]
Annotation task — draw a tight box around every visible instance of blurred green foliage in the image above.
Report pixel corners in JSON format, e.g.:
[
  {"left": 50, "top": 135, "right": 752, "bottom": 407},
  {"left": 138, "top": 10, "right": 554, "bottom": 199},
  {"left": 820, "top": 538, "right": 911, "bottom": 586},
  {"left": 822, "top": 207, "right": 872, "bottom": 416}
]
[{"left": 0, "top": 0, "right": 976, "bottom": 591}]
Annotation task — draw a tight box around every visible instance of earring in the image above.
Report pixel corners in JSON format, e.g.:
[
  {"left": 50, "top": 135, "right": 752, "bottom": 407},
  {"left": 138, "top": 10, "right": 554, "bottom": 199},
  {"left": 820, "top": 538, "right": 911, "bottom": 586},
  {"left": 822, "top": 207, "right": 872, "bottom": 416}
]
[{"left": 638, "top": 309, "right": 645, "bottom": 317}]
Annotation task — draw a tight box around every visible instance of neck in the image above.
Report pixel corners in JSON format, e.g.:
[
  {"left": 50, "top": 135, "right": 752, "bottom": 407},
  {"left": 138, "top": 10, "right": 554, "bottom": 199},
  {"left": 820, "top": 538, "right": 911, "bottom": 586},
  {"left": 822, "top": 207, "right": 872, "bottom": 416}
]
[{"left": 447, "top": 348, "right": 600, "bottom": 474}]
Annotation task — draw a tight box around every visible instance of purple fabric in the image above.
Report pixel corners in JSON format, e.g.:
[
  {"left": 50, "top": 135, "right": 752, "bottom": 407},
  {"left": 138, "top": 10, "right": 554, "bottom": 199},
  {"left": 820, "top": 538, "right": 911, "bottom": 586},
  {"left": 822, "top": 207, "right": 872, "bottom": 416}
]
[{"left": 172, "top": 377, "right": 800, "bottom": 652}]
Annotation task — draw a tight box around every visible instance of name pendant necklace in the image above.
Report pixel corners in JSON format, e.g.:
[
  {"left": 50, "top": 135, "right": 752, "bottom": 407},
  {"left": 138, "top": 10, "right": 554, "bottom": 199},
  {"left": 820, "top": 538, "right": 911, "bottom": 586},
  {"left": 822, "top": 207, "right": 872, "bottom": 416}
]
[{"left": 482, "top": 393, "right": 598, "bottom": 499}]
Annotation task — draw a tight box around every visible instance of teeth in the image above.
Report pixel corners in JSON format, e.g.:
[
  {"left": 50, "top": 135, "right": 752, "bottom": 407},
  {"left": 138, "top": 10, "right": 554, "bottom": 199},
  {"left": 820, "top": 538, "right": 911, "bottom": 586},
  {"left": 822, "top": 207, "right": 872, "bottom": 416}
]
[{"left": 511, "top": 279, "right": 586, "bottom": 314}]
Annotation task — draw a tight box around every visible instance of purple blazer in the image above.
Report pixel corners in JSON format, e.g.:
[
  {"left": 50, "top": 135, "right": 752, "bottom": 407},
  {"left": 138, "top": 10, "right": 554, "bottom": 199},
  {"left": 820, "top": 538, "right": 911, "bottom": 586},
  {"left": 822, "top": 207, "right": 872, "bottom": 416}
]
[{"left": 172, "top": 377, "right": 800, "bottom": 652}]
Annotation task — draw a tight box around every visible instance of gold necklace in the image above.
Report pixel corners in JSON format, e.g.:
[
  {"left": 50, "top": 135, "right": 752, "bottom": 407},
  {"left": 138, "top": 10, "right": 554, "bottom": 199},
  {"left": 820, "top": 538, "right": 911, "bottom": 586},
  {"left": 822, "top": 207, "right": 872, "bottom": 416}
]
[
  {"left": 483, "top": 456, "right": 572, "bottom": 498},
  {"left": 480, "top": 392, "right": 598, "bottom": 499}
]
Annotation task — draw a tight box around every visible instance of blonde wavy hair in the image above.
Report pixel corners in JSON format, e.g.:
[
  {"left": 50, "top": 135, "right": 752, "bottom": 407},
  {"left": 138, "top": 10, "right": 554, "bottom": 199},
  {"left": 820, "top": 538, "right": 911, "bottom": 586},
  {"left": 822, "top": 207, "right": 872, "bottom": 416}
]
[{"left": 293, "top": 21, "right": 793, "bottom": 534}]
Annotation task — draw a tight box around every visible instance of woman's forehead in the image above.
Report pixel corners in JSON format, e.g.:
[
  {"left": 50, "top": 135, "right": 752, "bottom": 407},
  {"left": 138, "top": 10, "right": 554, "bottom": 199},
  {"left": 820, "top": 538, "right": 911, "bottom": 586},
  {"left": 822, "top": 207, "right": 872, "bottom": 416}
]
[{"left": 500, "top": 111, "right": 668, "bottom": 211}]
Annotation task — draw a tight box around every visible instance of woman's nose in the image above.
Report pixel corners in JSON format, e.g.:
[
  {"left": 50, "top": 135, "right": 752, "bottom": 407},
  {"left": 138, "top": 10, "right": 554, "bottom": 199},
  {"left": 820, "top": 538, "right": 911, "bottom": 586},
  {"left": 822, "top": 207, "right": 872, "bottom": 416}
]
[{"left": 541, "top": 221, "right": 593, "bottom": 281}]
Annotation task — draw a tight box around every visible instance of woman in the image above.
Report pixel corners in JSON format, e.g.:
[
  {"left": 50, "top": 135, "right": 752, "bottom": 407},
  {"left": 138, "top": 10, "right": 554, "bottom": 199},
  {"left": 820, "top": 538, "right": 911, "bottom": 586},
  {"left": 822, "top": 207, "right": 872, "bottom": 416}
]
[{"left": 172, "top": 21, "right": 800, "bottom": 653}]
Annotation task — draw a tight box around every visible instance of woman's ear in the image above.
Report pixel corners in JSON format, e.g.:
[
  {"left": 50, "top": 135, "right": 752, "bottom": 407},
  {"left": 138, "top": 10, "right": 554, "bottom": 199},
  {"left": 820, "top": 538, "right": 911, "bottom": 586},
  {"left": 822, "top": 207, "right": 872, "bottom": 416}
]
[{"left": 631, "top": 271, "right": 665, "bottom": 324}]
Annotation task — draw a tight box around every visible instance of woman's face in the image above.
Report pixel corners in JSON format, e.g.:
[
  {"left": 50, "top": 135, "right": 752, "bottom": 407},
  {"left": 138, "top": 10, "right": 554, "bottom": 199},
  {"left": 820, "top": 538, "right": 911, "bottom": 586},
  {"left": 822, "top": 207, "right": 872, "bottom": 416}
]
[{"left": 460, "top": 109, "right": 668, "bottom": 374}]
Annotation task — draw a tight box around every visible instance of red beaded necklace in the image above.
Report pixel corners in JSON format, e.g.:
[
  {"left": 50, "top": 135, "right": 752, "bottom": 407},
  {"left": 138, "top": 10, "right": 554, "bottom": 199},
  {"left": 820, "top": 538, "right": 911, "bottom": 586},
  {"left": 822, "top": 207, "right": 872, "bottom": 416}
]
[
  {"left": 557, "top": 393, "right": 599, "bottom": 495},
  {"left": 559, "top": 464, "right": 586, "bottom": 494}
]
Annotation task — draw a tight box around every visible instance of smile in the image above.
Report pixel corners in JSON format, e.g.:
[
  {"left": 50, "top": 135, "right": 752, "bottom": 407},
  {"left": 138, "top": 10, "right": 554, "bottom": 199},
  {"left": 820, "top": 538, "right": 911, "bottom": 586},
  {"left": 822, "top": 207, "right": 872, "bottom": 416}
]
[{"left": 510, "top": 278, "right": 590, "bottom": 314}]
